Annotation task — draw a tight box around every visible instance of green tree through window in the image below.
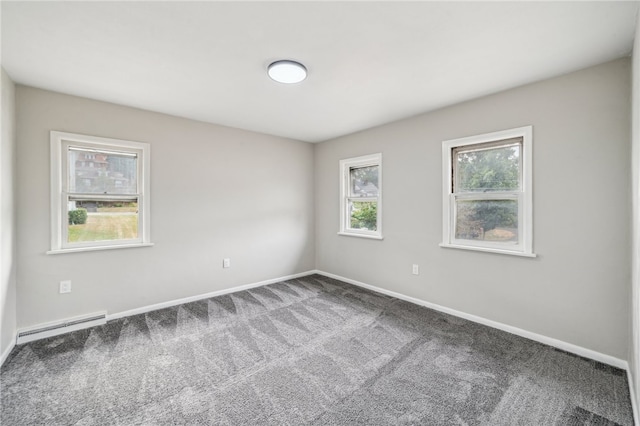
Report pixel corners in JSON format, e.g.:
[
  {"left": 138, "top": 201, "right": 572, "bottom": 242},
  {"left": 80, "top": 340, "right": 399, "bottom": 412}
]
[
  {"left": 454, "top": 141, "right": 520, "bottom": 240},
  {"left": 340, "top": 153, "right": 382, "bottom": 238}
]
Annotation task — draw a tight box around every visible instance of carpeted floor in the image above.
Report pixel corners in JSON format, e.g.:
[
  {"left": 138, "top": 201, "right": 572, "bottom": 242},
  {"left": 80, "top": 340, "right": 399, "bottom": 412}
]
[{"left": 0, "top": 274, "right": 634, "bottom": 425}]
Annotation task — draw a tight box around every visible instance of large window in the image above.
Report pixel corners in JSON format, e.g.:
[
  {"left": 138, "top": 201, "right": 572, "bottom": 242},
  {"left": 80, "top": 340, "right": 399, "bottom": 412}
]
[
  {"left": 49, "top": 131, "right": 152, "bottom": 253},
  {"left": 339, "top": 153, "right": 383, "bottom": 239},
  {"left": 441, "top": 126, "right": 534, "bottom": 257}
]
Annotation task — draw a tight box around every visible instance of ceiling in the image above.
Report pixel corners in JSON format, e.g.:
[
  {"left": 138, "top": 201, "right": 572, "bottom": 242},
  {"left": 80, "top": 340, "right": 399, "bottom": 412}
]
[{"left": 2, "top": 1, "right": 638, "bottom": 143}]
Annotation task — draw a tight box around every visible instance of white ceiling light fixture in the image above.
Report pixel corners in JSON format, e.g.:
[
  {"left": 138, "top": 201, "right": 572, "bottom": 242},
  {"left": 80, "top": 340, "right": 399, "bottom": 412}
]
[{"left": 268, "top": 60, "right": 307, "bottom": 84}]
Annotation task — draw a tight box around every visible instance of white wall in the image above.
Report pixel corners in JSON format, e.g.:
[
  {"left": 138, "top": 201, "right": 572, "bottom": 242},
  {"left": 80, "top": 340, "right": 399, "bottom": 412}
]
[
  {"left": 630, "top": 9, "right": 640, "bottom": 413},
  {"left": 15, "top": 86, "right": 315, "bottom": 328},
  {"left": 315, "top": 58, "right": 631, "bottom": 360},
  {"left": 1, "top": 68, "right": 17, "bottom": 358}
]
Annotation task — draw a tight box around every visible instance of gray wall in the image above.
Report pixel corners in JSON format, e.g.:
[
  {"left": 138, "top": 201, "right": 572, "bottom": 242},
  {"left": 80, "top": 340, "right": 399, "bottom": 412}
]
[
  {"left": 1, "top": 68, "right": 17, "bottom": 357},
  {"left": 315, "top": 58, "right": 631, "bottom": 360},
  {"left": 11, "top": 58, "right": 633, "bottom": 364},
  {"left": 15, "top": 86, "right": 315, "bottom": 328},
  {"left": 630, "top": 11, "right": 640, "bottom": 410}
]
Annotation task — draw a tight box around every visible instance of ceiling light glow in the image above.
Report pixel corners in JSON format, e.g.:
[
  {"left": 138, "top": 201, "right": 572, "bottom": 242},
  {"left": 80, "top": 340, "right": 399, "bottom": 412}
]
[{"left": 268, "top": 60, "right": 307, "bottom": 84}]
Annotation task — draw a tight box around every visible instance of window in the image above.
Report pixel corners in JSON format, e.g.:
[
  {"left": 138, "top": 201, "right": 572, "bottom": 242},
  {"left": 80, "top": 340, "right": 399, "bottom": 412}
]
[
  {"left": 441, "top": 126, "right": 534, "bottom": 257},
  {"left": 339, "top": 153, "right": 382, "bottom": 239},
  {"left": 49, "top": 131, "right": 152, "bottom": 253}
]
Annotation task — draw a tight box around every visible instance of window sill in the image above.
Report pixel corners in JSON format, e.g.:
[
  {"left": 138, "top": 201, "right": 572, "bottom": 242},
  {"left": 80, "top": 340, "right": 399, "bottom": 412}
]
[
  {"left": 439, "top": 243, "right": 536, "bottom": 258},
  {"left": 47, "top": 242, "right": 154, "bottom": 255},
  {"left": 338, "top": 232, "right": 384, "bottom": 240}
]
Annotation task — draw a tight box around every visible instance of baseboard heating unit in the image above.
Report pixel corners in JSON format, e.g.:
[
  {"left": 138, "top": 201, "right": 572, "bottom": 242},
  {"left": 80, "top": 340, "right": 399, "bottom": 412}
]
[{"left": 16, "top": 312, "right": 107, "bottom": 345}]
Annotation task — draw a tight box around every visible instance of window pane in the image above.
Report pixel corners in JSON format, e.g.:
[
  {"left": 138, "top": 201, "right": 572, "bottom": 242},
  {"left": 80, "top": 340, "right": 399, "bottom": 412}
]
[
  {"left": 350, "top": 166, "right": 379, "bottom": 197},
  {"left": 68, "top": 148, "right": 137, "bottom": 194},
  {"left": 349, "top": 201, "right": 377, "bottom": 231},
  {"left": 455, "top": 199, "right": 518, "bottom": 242},
  {"left": 68, "top": 200, "right": 138, "bottom": 242},
  {"left": 455, "top": 143, "right": 520, "bottom": 192}
]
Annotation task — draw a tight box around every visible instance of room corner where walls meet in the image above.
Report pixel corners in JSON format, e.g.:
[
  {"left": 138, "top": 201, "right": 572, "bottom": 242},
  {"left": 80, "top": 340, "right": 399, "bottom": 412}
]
[{"left": 1, "top": 68, "right": 18, "bottom": 364}]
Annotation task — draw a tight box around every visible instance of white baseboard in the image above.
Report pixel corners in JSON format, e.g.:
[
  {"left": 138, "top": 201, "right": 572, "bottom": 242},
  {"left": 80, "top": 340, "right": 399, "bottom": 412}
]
[
  {"left": 4, "top": 269, "right": 636, "bottom": 422},
  {"left": 315, "top": 270, "right": 627, "bottom": 370},
  {"left": 108, "top": 270, "right": 316, "bottom": 321},
  {"left": 10, "top": 270, "right": 316, "bottom": 347},
  {"left": 5, "top": 269, "right": 637, "bottom": 422},
  {"left": 1, "top": 334, "right": 16, "bottom": 367},
  {"left": 7, "top": 269, "right": 629, "bottom": 372}
]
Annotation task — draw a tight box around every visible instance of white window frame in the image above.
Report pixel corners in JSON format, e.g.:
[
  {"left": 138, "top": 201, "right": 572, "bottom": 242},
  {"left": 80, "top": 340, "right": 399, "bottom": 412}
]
[
  {"left": 48, "top": 131, "right": 153, "bottom": 254},
  {"left": 440, "top": 126, "right": 535, "bottom": 257},
  {"left": 339, "top": 153, "right": 383, "bottom": 240}
]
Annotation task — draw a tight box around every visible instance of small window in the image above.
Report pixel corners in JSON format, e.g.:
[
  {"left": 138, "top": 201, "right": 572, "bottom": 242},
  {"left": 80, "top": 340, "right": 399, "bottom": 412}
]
[
  {"left": 49, "top": 131, "right": 152, "bottom": 254},
  {"left": 339, "top": 153, "right": 383, "bottom": 239},
  {"left": 441, "top": 126, "right": 534, "bottom": 257}
]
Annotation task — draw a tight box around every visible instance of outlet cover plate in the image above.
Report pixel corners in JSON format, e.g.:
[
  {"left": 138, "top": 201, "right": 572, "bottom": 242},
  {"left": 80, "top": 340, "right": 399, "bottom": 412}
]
[{"left": 59, "top": 280, "right": 72, "bottom": 294}]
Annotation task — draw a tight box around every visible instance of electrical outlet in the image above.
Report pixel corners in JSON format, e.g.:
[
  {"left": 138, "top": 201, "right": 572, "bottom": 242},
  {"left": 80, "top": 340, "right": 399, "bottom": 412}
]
[
  {"left": 59, "top": 280, "right": 72, "bottom": 294},
  {"left": 412, "top": 264, "right": 419, "bottom": 275},
  {"left": 223, "top": 258, "right": 231, "bottom": 268}
]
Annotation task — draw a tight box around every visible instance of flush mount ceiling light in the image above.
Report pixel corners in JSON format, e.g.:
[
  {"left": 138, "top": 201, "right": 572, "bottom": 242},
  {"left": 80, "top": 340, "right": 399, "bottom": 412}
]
[{"left": 268, "top": 60, "right": 307, "bottom": 84}]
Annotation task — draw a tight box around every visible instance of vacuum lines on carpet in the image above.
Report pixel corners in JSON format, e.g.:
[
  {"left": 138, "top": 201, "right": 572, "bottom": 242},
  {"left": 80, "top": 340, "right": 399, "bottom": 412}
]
[{"left": 0, "top": 275, "right": 633, "bottom": 424}]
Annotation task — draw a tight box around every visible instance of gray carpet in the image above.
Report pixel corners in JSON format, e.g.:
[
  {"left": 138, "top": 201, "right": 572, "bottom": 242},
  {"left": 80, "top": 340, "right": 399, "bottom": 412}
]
[{"left": 0, "top": 274, "right": 633, "bottom": 425}]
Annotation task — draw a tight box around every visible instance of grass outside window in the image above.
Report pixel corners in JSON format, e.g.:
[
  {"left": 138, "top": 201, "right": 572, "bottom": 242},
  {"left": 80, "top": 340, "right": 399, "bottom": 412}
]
[{"left": 68, "top": 205, "right": 138, "bottom": 243}]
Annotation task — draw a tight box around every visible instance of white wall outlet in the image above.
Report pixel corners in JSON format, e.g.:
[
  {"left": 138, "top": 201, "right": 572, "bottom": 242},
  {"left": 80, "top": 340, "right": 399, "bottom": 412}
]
[
  {"left": 412, "top": 264, "right": 419, "bottom": 275},
  {"left": 59, "top": 280, "right": 72, "bottom": 294},
  {"left": 223, "top": 258, "right": 231, "bottom": 268}
]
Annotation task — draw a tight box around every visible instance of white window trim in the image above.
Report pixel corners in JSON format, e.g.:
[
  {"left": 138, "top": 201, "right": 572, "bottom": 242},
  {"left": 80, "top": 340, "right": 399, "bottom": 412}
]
[
  {"left": 339, "top": 153, "right": 383, "bottom": 240},
  {"left": 440, "top": 126, "right": 535, "bottom": 257},
  {"left": 48, "top": 131, "right": 153, "bottom": 254}
]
